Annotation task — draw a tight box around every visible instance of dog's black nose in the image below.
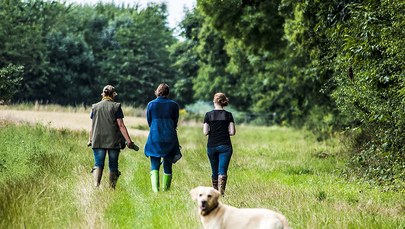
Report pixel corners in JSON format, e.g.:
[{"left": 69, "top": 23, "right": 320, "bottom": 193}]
[{"left": 201, "top": 200, "right": 207, "bottom": 208}]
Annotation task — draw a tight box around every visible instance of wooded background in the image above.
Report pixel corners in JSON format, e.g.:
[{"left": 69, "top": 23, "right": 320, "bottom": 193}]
[{"left": 0, "top": 0, "right": 404, "bottom": 189}]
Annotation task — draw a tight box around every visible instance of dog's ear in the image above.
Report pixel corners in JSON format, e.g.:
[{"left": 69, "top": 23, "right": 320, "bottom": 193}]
[
  {"left": 190, "top": 187, "right": 199, "bottom": 201},
  {"left": 212, "top": 188, "right": 220, "bottom": 200}
]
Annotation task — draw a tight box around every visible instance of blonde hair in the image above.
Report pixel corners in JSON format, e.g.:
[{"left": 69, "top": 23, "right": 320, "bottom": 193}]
[
  {"left": 155, "top": 83, "right": 170, "bottom": 97},
  {"left": 213, "top": 92, "right": 229, "bottom": 107}
]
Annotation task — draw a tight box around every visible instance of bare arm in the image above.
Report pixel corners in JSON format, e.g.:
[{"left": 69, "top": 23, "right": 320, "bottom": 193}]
[
  {"left": 203, "top": 123, "right": 210, "bottom": 136},
  {"left": 117, "top": 118, "right": 132, "bottom": 143},
  {"left": 228, "top": 122, "right": 236, "bottom": 136}
]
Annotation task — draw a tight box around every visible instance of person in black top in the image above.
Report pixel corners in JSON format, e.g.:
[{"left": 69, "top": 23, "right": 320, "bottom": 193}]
[{"left": 203, "top": 92, "right": 236, "bottom": 195}]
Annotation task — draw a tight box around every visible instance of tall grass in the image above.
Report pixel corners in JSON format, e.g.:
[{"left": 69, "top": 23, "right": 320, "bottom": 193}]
[
  {"left": 0, "top": 101, "right": 145, "bottom": 117},
  {"left": 0, "top": 121, "right": 92, "bottom": 228},
  {"left": 0, "top": 120, "right": 404, "bottom": 228}
]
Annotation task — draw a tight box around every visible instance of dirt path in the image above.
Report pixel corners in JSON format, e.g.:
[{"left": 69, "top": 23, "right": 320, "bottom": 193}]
[{"left": 0, "top": 109, "right": 149, "bottom": 137}]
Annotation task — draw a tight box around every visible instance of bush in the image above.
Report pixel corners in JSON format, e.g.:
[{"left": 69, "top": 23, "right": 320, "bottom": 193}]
[{"left": 0, "top": 64, "right": 23, "bottom": 104}]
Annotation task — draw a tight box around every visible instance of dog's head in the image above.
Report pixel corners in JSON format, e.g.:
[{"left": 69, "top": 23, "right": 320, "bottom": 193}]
[{"left": 190, "top": 186, "right": 221, "bottom": 216}]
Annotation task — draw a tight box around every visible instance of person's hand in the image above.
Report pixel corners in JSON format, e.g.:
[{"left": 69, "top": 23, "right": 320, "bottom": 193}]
[
  {"left": 127, "top": 141, "right": 139, "bottom": 151},
  {"left": 87, "top": 141, "right": 92, "bottom": 147}
]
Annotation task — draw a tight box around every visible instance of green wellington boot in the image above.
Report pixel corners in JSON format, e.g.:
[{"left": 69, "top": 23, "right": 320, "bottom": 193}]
[
  {"left": 150, "top": 170, "right": 159, "bottom": 192},
  {"left": 162, "top": 173, "right": 172, "bottom": 191}
]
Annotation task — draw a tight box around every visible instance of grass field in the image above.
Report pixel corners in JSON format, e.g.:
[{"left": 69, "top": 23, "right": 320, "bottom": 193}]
[{"left": 0, "top": 112, "right": 404, "bottom": 229}]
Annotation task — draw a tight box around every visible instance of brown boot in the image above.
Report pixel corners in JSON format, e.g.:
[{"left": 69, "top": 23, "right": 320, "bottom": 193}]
[
  {"left": 212, "top": 178, "right": 218, "bottom": 190},
  {"left": 218, "top": 175, "right": 227, "bottom": 196},
  {"left": 91, "top": 167, "right": 103, "bottom": 187},
  {"left": 109, "top": 171, "right": 121, "bottom": 189}
]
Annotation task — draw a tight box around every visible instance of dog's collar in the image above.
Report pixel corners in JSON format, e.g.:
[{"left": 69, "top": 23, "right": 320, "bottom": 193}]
[{"left": 201, "top": 202, "right": 220, "bottom": 216}]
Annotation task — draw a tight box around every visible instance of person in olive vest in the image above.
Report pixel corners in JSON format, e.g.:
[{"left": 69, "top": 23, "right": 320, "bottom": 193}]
[
  {"left": 203, "top": 92, "right": 236, "bottom": 196},
  {"left": 88, "top": 85, "right": 138, "bottom": 189},
  {"left": 144, "top": 83, "right": 181, "bottom": 192}
]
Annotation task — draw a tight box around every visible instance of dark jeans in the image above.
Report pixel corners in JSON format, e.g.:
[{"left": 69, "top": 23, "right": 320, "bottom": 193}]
[
  {"left": 207, "top": 145, "right": 233, "bottom": 179},
  {"left": 93, "top": 148, "right": 120, "bottom": 172},
  {"left": 150, "top": 156, "right": 173, "bottom": 174}
]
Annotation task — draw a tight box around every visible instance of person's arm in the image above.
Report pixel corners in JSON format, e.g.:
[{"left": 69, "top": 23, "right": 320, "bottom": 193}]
[
  {"left": 87, "top": 127, "right": 92, "bottom": 146},
  {"left": 117, "top": 118, "right": 132, "bottom": 143},
  {"left": 88, "top": 111, "right": 93, "bottom": 146},
  {"left": 228, "top": 122, "right": 236, "bottom": 136},
  {"left": 146, "top": 103, "right": 152, "bottom": 127},
  {"left": 174, "top": 103, "right": 179, "bottom": 129},
  {"left": 203, "top": 123, "right": 210, "bottom": 136},
  {"left": 117, "top": 118, "right": 139, "bottom": 150},
  {"left": 203, "top": 112, "right": 210, "bottom": 135}
]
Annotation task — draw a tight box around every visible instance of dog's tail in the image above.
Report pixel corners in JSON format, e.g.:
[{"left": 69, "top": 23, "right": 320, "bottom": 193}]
[{"left": 274, "top": 212, "right": 290, "bottom": 229}]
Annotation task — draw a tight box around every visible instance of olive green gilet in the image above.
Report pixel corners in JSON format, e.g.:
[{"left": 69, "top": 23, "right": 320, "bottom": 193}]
[{"left": 91, "top": 100, "right": 123, "bottom": 149}]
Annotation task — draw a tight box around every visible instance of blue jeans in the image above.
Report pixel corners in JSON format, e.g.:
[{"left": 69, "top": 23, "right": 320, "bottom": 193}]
[
  {"left": 93, "top": 148, "right": 120, "bottom": 172},
  {"left": 150, "top": 156, "right": 173, "bottom": 174},
  {"left": 207, "top": 145, "right": 233, "bottom": 179}
]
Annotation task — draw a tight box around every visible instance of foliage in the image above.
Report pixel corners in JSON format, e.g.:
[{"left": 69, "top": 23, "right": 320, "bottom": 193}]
[
  {"left": 99, "top": 3, "right": 177, "bottom": 105},
  {"left": 0, "top": 0, "right": 61, "bottom": 102},
  {"left": 196, "top": 0, "right": 337, "bottom": 127},
  {"left": 329, "top": 0, "right": 405, "bottom": 188},
  {"left": 170, "top": 8, "right": 203, "bottom": 107},
  {"left": 280, "top": 0, "right": 405, "bottom": 188},
  {"left": 0, "top": 0, "right": 176, "bottom": 106},
  {"left": 0, "top": 64, "right": 23, "bottom": 103}
]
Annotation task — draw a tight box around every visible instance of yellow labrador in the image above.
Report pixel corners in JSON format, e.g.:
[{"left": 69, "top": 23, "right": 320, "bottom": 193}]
[{"left": 190, "top": 186, "right": 290, "bottom": 229}]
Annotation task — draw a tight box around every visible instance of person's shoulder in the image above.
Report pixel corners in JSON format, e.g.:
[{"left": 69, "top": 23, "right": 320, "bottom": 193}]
[
  {"left": 113, "top": 102, "right": 121, "bottom": 110},
  {"left": 92, "top": 101, "right": 102, "bottom": 108},
  {"left": 146, "top": 99, "right": 159, "bottom": 109},
  {"left": 169, "top": 99, "right": 179, "bottom": 106},
  {"left": 225, "top": 110, "right": 233, "bottom": 118}
]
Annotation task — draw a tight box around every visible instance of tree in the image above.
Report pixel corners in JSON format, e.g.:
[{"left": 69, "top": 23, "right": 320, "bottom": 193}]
[
  {"left": 0, "top": 0, "right": 55, "bottom": 101},
  {"left": 329, "top": 0, "right": 405, "bottom": 186},
  {"left": 281, "top": 0, "right": 404, "bottom": 187},
  {"left": 170, "top": 8, "right": 202, "bottom": 107},
  {"left": 0, "top": 64, "right": 23, "bottom": 103},
  {"left": 0, "top": 1, "right": 177, "bottom": 106}
]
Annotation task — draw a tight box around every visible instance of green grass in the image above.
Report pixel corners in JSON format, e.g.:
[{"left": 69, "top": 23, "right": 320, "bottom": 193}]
[{"left": 0, "top": 120, "right": 404, "bottom": 228}]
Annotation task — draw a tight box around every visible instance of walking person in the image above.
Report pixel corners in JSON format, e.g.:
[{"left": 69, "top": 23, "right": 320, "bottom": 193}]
[
  {"left": 88, "top": 85, "right": 138, "bottom": 189},
  {"left": 203, "top": 92, "right": 236, "bottom": 196},
  {"left": 144, "top": 83, "right": 181, "bottom": 192}
]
